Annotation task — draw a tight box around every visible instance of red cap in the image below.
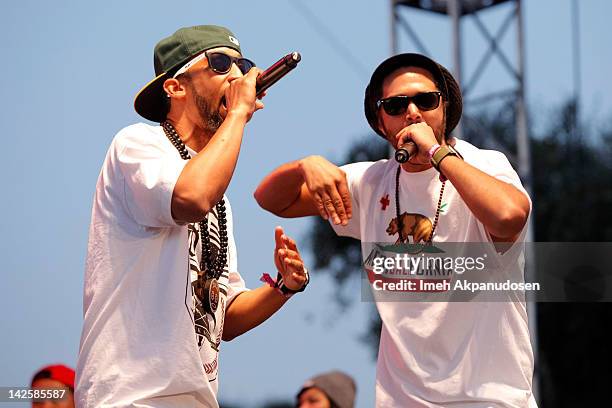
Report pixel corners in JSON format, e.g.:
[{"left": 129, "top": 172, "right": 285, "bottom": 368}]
[{"left": 31, "top": 364, "right": 75, "bottom": 389}]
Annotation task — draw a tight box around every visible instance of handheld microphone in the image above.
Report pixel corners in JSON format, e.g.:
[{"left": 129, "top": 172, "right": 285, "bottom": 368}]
[
  {"left": 256, "top": 52, "right": 301, "bottom": 97},
  {"left": 395, "top": 141, "right": 417, "bottom": 163}
]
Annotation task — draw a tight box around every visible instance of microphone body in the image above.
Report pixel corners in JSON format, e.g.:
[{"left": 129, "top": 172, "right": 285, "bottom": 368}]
[
  {"left": 256, "top": 52, "right": 301, "bottom": 96},
  {"left": 394, "top": 142, "right": 417, "bottom": 163}
]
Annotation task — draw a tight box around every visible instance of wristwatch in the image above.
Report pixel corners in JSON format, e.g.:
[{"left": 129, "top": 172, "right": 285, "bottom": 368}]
[{"left": 430, "top": 145, "right": 463, "bottom": 171}]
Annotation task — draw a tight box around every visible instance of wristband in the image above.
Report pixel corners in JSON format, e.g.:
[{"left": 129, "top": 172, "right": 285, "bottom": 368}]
[
  {"left": 430, "top": 145, "right": 463, "bottom": 171},
  {"left": 430, "top": 145, "right": 464, "bottom": 182},
  {"left": 428, "top": 143, "right": 441, "bottom": 159},
  {"left": 260, "top": 268, "right": 310, "bottom": 298}
]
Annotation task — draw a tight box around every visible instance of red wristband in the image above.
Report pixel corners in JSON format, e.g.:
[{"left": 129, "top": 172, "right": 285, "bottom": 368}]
[{"left": 260, "top": 270, "right": 310, "bottom": 298}]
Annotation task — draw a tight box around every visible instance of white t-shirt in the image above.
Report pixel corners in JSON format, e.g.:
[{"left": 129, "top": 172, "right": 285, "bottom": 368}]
[
  {"left": 331, "top": 139, "right": 537, "bottom": 408},
  {"left": 76, "top": 123, "right": 247, "bottom": 408}
]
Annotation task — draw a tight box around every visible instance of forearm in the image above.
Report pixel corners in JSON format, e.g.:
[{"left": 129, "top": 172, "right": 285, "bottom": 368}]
[
  {"left": 254, "top": 160, "right": 305, "bottom": 214},
  {"left": 439, "top": 156, "right": 530, "bottom": 239},
  {"left": 172, "top": 112, "right": 248, "bottom": 222},
  {"left": 222, "top": 285, "right": 288, "bottom": 341}
]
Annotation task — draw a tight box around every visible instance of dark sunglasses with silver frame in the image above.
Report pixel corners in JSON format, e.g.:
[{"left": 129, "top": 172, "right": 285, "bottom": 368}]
[
  {"left": 205, "top": 51, "right": 255, "bottom": 75},
  {"left": 377, "top": 91, "right": 442, "bottom": 116}
]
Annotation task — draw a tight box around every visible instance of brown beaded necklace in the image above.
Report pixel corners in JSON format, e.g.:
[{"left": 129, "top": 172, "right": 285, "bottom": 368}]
[{"left": 394, "top": 165, "right": 445, "bottom": 244}]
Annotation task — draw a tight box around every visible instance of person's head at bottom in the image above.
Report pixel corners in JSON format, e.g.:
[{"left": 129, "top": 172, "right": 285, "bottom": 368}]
[
  {"left": 296, "top": 371, "right": 356, "bottom": 408},
  {"left": 31, "top": 364, "right": 75, "bottom": 408}
]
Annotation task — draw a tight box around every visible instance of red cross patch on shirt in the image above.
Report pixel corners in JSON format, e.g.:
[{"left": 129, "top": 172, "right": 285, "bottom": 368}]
[{"left": 380, "top": 194, "right": 390, "bottom": 211}]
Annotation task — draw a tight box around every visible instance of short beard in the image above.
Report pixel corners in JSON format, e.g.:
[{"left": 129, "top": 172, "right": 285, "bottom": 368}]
[
  {"left": 193, "top": 92, "right": 223, "bottom": 134},
  {"left": 180, "top": 75, "right": 223, "bottom": 134},
  {"left": 433, "top": 121, "right": 446, "bottom": 144}
]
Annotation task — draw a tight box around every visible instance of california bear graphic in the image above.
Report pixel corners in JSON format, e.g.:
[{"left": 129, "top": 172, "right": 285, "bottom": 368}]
[{"left": 386, "top": 212, "right": 433, "bottom": 243}]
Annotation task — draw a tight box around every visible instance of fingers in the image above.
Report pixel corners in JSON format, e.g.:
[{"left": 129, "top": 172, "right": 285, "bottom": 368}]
[
  {"left": 393, "top": 125, "right": 436, "bottom": 164},
  {"left": 274, "top": 226, "right": 303, "bottom": 267},
  {"left": 225, "top": 68, "right": 262, "bottom": 117},
  {"left": 277, "top": 248, "right": 300, "bottom": 261},
  {"left": 337, "top": 181, "right": 352, "bottom": 220},
  {"left": 313, "top": 187, "right": 349, "bottom": 225},
  {"left": 279, "top": 253, "right": 306, "bottom": 281},
  {"left": 241, "top": 68, "right": 261, "bottom": 91},
  {"left": 274, "top": 226, "right": 285, "bottom": 250},
  {"left": 246, "top": 67, "right": 262, "bottom": 80},
  {"left": 282, "top": 234, "right": 298, "bottom": 251},
  {"left": 273, "top": 228, "right": 307, "bottom": 290},
  {"left": 322, "top": 193, "right": 340, "bottom": 225},
  {"left": 332, "top": 189, "right": 347, "bottom": 222},
  {"left": 312, "top": 192, "right": 329, "bottom": 221},
  {"left": 275, "top": 227, "right": 299, "bottom": 254},
  {"left": 284, "top": 258, "right": 305, "bottom": 274},
  {"left": 403, "top": 123, "right": 437, "bottom": 149},
  {"left": 300, "top": 157, "right": 351, "bottom": 225},
  {"left": 280, "top": 254, "right": 304, "bottom": 273},
  {"left": 393, "top": 127, "right": 412, "bottom": 149}
]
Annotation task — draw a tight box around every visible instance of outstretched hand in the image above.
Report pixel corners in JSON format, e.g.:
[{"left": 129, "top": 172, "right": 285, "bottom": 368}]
[
  {"left": 298, "top": 155, "right": 352, "bottom": 225},
  {"left": 273, "top": 226, "right": 307, "bottom": 291}
]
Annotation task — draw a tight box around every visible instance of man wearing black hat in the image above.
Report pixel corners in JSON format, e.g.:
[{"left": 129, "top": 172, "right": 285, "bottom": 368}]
[
  {"left": 255, "top": 54, "right": 535, "bottom": 407},
  {"left": 76, "top": 25, "right": 309, "bottom": 408}
]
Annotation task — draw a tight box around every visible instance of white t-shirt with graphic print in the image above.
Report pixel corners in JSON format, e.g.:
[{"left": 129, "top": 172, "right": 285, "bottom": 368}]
[
  {"left": 331, "top": 139, "right": 537, "bottom": 408},
  {"left": 76, "top": 123, "right": 247, "bottom": 408}
]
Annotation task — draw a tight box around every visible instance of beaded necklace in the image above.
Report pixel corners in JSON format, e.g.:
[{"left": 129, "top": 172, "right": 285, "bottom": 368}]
[
  {"left": 162, "top": 121, "right": 228, "bottom": 313},
  {"left": 394, "top": 165, "right": 445, "bottom": 244}
]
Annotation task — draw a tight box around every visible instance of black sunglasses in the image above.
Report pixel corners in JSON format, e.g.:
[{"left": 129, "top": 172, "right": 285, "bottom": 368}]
[
  {"left": 205, "top": 52, "right": 255, "bottom": 75},
  {"left": 377, "top": 92, "right": 442, "bottom": 116}
]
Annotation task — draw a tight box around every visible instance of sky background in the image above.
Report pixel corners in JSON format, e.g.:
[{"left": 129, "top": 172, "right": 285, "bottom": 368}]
[{"left": 1, "top": 1, "right": 611, "bottom": 407}]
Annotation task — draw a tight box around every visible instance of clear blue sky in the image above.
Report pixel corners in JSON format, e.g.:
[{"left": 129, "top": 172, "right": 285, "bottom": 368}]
[{"left": 1, "top": 1, "right": 610, "bottom": 407}]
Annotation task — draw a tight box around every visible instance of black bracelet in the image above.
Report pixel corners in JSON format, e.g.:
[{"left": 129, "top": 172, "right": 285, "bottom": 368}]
[{"left": 276, "top": 268, "right": 310, "bottom": 297}]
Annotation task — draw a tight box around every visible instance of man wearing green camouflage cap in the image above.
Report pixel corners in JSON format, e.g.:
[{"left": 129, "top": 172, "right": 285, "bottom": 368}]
[{"left": 76, "top": 25, "right": 309, "bottom": 407}]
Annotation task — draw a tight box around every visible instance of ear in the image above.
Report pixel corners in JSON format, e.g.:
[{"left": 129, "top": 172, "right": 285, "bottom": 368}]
[{"left": 162, "top": 78, "right": 187, "bottom": 100}]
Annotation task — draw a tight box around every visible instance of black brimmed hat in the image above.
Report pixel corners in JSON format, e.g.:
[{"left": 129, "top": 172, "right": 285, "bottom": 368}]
[
  {"left": 134, "top": 25, "right": 242, "bottom": 123},
  {"left": 364, "top": 53, "right": 463, "bottom": 139}
]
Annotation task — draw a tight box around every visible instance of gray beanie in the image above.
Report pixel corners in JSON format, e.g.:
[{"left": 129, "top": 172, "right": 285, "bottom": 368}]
[{"left": 297, "top": 370, "right": 356, "bottom": 408}]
